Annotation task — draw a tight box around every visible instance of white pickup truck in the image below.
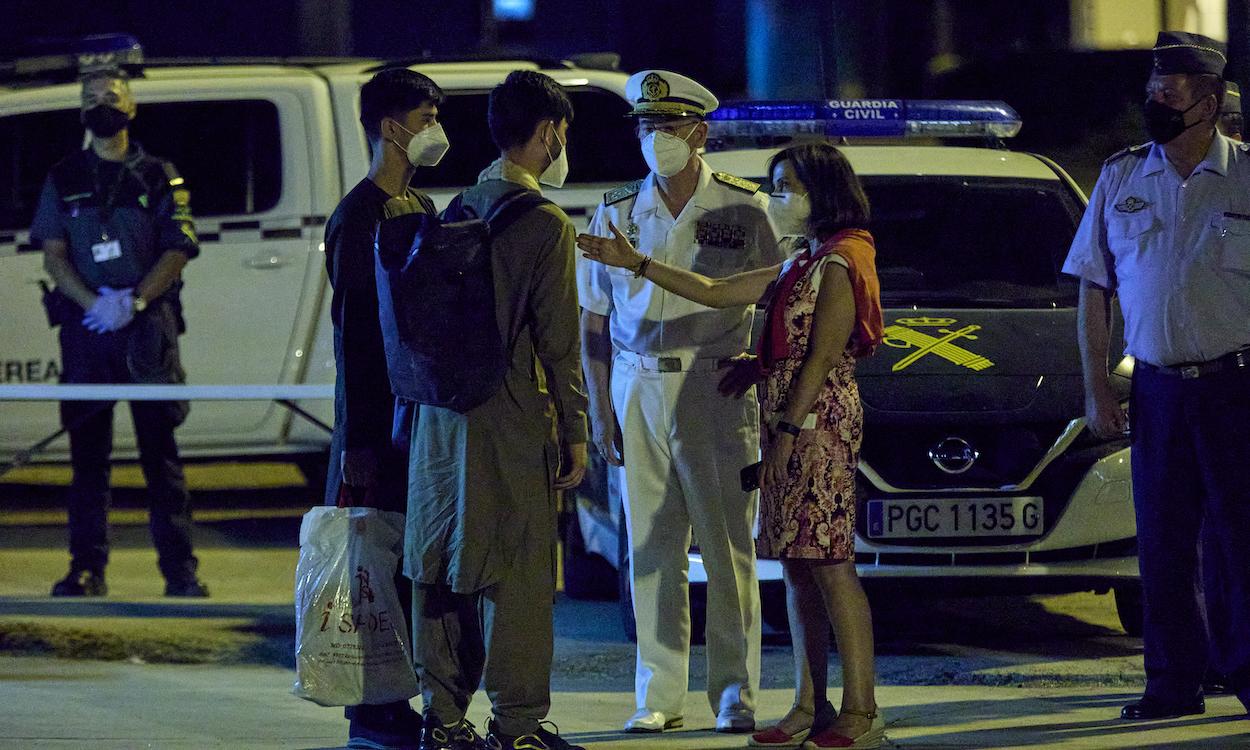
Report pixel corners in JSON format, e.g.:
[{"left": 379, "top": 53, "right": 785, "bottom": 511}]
[{"left": 0, "top": 45, "right": 639, "bottom": 477}]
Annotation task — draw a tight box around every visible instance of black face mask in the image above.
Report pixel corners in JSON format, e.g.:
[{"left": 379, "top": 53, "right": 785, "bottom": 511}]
[
  {"left": 1142, "top": 97, "right": 1205, "bottom": 145},
  {"left": 83, "top": 106, "right": 130, "bottom": 138}
]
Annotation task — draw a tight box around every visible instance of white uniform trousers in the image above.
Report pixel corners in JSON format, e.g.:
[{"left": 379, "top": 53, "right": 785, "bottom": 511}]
[{"left": 611, "top": 352, "right": 762, "bottom": 716}]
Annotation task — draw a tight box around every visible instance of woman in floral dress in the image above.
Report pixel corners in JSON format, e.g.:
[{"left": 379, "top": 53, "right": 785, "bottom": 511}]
[{"left": 577, "top": 142, "right": 885, "bottom": 749}]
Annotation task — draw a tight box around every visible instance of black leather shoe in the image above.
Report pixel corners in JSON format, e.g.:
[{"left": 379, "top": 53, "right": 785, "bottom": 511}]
[
  {"left": 1202, "top": 669, "right": 1231, "bottom": 695},
  {"left": 164, "top": 578, "right": 210, "bottom": 597},
  {"left": 1120, "top": 693, "right": 1205, "bottom": 720},
  {"left": 50, "top": 569, "right": 107, "bottom": 597}
]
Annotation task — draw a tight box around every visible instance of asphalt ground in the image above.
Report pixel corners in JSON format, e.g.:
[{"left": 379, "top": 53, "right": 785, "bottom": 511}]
[{"left": 1, "top": 462, "right": 1247, "bottom": 748}]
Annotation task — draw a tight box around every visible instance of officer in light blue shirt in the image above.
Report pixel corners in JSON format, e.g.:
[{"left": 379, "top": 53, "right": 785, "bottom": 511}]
[{"left": 1063, "top": 31, "right": 1250, "bottom": 721}]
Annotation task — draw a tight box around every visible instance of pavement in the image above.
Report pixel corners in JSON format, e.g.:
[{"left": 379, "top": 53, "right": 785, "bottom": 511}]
[
  {"left": 2, "top": 657, "right": 1248, "bottom": 749},
  {"left": 1, "top": 469, "right": 1248, "bottom": 748}
]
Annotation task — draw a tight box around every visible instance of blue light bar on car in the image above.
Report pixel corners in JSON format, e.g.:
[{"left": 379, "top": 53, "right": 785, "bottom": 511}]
[
  {"left": 2, "top": 33, "right": 143, "bottom": 81},
  {"left": 706, "top": 99, "right": 1022, "bottom": 147}
]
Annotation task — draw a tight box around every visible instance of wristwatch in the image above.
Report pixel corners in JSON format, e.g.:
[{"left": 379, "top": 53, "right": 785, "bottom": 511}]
[
  {"left": 132, "top": 295, "right": 148, "bottom": 313},
  {"left": 776, "top": 420, "right": 802, "bottom": 437}
]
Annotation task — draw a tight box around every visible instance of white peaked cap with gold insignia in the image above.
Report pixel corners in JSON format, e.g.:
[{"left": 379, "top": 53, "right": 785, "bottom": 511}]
[{"left": 624, "top": 69, "right": 719, "bottom": 118}]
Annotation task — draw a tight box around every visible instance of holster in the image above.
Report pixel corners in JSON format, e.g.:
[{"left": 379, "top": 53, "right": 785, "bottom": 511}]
[{"left": 39, "top": 281, "right": 79, "bottom": 328}]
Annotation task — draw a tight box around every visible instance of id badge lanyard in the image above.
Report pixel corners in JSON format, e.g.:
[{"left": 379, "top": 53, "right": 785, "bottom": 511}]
[{"left": 94, "top": 158, "right": 130, "bottom": 242}]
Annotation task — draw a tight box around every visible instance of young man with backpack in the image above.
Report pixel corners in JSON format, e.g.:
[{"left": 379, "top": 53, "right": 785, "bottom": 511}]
[
  {"left": 324, "top": 67, "right": 448, "bottom": 750},
  {"left": 400, "top": 70, "right": 589, "bottom": 750}
]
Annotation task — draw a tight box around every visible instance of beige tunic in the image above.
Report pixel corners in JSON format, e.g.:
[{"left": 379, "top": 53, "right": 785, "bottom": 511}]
[{"left": 405, "top": 161, "right": 588, "bottom": 593}]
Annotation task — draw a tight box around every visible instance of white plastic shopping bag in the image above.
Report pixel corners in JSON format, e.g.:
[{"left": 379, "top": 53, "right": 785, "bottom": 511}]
[{"left": 292, "top": 506, "right": 418, "bottom": 706}]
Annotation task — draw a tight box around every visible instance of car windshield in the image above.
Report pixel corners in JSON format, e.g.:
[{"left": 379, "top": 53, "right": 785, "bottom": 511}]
[{"left": 862, "top": 176, "right": 1081, "bottom": 308}]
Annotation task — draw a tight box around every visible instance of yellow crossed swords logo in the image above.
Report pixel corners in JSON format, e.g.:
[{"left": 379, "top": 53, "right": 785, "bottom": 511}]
[{"left": 882, "top": 317, "right": 995, "bottom": 372}]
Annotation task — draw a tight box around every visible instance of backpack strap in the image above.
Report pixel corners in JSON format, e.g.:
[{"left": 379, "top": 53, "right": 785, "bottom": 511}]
[{"left": 482, "top": 188, "right": 553, "bottom": 237}]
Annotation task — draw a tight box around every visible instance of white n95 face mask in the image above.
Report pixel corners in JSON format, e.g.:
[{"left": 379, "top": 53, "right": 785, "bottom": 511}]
[
  {"left": 395, "top": 121, "right": 450, "bottom": 167},
  {"left": 767, "top": 192, "right": 811, "bottom": 237},
  {"left": 641, "top": 130, "right": 694, "bottom": 177},
  {"left": 540, "top": 125, "right": 569, "bottom": 188}
]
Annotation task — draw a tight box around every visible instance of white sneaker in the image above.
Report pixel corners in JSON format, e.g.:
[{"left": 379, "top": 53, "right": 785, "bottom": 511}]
[
  {"left": 623, "top": 709, "right": 684, "bottom": 733},
  {"left": 716, "top": 706, "right": 756, "bottom": 733}
]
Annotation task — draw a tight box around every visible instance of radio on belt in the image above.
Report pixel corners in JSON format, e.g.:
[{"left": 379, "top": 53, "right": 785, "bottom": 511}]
[{"left": 705, "top": 99, "right": 1023, "bottom": 149}]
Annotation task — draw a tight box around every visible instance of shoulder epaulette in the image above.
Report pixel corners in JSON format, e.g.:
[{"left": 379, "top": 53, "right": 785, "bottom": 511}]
[
  {"left": 1103, "top": 142, "right": 1151, "bottom": 167},
  {"left": 161, "top": 160, "right": 185, "bottom": 187},
  {"left": 712, "top": 172, "right": 761, "bottom": 194},
  {"left": 604, "top": 180, "right": 642, "bottom": 206}
]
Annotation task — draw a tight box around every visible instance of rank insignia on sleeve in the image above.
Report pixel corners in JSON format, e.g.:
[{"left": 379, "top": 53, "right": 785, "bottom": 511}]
[{"left": 1114, "top": 196, "right": 1149, "bottom": 213}]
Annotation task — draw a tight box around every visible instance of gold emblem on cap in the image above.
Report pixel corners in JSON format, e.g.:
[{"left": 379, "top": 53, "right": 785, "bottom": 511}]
[{"left": 641, "top": 72, "right": 670, "bottom": 102}]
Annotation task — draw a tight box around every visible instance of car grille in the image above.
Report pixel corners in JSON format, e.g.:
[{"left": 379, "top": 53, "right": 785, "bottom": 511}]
[
  {"left": 860, "top": 422, "right": 1069, "bottom": 490},
  {"left": 855, "top": 433, "right": 1131, "bottom": 548},
  {"left": 858, "top": 537, "right": 1137, "bottom": 567}
]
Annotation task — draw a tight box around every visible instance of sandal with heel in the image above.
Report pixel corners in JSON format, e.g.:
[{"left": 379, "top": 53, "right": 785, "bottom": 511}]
[{"left": 801, "top": 706, "right": 885, "bottom": 750}]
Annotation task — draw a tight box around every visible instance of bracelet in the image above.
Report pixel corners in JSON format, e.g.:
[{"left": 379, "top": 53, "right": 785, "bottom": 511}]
[
  {"left": 776, "top": 420, "right": 801, "bottom": 437},
  {"left": 633, "top": 255, "right": 652, "bottom": 278}
]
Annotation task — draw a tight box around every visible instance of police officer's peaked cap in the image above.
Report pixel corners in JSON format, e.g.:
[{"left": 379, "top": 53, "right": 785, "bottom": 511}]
[
  {"left": 1152, "top": 31, "right": 1227, "bottom": 77},
  {"left": 1223, "top": 81, "right": 1242, "bottom": 115},
  {"left": 625, "top": 70, "right": 719, "bottom": 119}
]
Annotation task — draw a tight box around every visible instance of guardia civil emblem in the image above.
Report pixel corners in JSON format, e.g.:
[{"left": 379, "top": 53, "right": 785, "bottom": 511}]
[
  {"left": 882, "top": 317, "right": 994, "bottom": 373},
  {"left": 641, "top": 73, "right": 669, "bottom": 101}
]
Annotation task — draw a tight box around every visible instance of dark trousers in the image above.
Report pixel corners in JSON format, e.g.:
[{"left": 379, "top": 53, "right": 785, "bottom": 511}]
[
  {"left": 1131, "top": 364, "right": 1250, "bottom": 701},
  {"left": 59, "top": 309, "right": 196, "bottom": 582},
  {"left": 412, "top": 538, "right": 555, "bottom": 737}
]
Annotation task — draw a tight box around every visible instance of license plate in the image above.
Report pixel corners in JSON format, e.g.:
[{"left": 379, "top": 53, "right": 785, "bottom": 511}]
[{"left": 866, "top": 497, "right": 1044, "bottom": 539}]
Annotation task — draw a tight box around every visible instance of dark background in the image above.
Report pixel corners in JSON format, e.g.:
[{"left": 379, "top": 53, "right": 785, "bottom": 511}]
[{"left": 7, "top": 0, "right": 1250, "bottom": 189}]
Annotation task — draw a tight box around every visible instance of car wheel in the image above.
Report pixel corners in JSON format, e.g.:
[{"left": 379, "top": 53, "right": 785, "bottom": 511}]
[
  {"left": 761, "top": 581, "right": 791, "bottom": 634},
  {"left": 561, "top": 507, "right": 618, "bottom": 600},
  {"left": 294, "top": 449, "right": 329, "bottom": 501},
  {"left": 1114, "top": 582, "right": 1144, "bottom": 637}
]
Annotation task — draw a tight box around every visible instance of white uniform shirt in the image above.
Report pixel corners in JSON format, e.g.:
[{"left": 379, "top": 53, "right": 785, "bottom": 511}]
[
  {"left": 1063, "top": 133, "right": 1250, "bottom": 366},
  {"left": 577, "top": 158, "right": 782, "bottom": 360}
]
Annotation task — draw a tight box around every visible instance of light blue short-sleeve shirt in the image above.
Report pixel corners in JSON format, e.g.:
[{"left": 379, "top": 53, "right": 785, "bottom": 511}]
[{"left": 1062, "top": 133, "right": 1250, "bottom": 366}]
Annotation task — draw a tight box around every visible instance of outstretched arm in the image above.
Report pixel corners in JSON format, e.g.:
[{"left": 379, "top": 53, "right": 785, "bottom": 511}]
[{"left": 577, "top": 221, "right": 779, "bottom": 308}]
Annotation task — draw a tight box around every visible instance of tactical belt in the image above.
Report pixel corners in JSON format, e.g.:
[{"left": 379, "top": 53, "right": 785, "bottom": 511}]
[{"left": 1139, "top": 346, "right": 1250, "bottom": 380}]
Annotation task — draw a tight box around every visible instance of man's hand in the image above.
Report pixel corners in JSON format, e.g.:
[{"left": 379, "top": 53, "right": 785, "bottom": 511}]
[
  {"left": 589, "top": 403, "right": 624, "bottom": 466},
  {"left": 1085, "top": 382, "right": 1128, "bottom": 439},
  {"left": 83, "top": 287, "right": 135, "bottom": 333},
  {"left": 718, "top": 353, "right": 762, "bottom": 398},
  {"left": 577, "top": 221, "right": 645, "bottom": 270},
  {"left": 554, "top": 442, "right": 589, "bottom": 490},
  {"left": 341, "top": 447, "right": 379, "bottom": 488}
]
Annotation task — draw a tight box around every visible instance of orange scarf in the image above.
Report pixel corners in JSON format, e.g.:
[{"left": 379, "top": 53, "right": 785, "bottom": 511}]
[{"left": 758, "top": 228, "right": 884, "bottom": 371}]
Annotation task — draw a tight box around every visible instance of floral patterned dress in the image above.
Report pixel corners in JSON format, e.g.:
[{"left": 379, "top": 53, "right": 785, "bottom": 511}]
[{"left": 756, "top": 251, "right": 864, "bottom": 562}]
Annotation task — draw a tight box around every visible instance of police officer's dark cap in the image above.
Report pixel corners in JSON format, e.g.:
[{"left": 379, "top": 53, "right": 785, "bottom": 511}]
[{"left": 1152, "top": 31, "right": 1227, "bottom": 77}]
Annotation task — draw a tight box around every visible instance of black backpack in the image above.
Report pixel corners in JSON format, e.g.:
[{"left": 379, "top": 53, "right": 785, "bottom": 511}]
[{"left": 374, "top": 187, "right": 551, "bottom": 415}]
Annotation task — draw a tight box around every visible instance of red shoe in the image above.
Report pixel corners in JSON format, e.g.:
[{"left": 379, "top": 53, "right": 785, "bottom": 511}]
[
  {"left": 749, "top": 724, "right": 811, "bottom": 748},
  {"left": 802, "top": 708, "right": 885, "bottom": 750},
  {"left": 750, "top": 701, "right": 836, "bottom": 748}
]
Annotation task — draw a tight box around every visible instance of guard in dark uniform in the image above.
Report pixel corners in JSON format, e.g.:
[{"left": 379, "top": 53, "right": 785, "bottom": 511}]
[
  {"left": 1064, "top": 32, "right": 1250, "bottom": 720},
  {"left": 30, "top": 68, "right": 206, "bottom": 598}
]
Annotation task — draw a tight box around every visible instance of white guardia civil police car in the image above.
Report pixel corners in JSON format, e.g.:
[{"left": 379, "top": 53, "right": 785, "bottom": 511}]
[
  {"left": 0, "top": 35, "right": 640, "bottom": 480},
  {"left": 565, "top": 100, "right": 1142, "bottom": 638}
]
